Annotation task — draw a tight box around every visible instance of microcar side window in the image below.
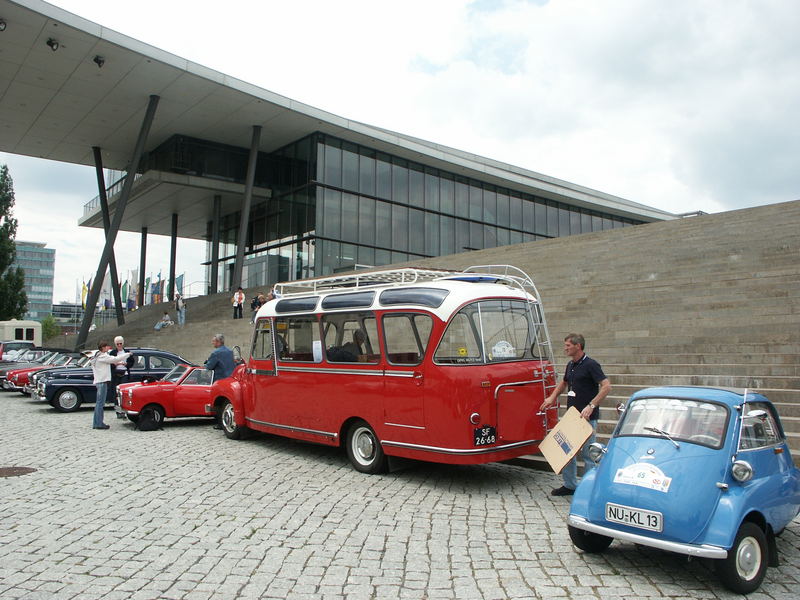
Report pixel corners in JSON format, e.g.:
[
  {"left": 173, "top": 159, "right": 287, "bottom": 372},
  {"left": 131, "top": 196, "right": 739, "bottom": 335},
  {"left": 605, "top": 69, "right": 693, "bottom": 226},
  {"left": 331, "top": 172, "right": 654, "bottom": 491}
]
[
  {"left": 383, "top": 313, "right": 433, "bottom": 365},
  {"left": 276, "top": 315, "right": 321, "bottom": 363},
  {"left": 739, "top": 402, "right": 783, "bottom": 450},
  {"left": 616, "top": 397, "right": 729, "bottom": 449}
]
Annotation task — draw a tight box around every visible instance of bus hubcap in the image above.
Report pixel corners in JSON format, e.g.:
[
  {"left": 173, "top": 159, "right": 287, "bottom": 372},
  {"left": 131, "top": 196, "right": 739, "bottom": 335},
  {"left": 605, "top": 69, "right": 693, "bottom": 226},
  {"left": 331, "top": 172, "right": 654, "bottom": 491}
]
[{"left": 355, "top": 430, "right": 375, "bottom": 461}]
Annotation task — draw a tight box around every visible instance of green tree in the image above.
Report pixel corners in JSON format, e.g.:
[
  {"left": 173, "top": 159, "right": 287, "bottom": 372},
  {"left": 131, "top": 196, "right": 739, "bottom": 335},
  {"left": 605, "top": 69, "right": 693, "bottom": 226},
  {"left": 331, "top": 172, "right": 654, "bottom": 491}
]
[
  {"left": 41, "top": 314, "right": 61, "bottom": 341},
  {"left": 0, "top": 164, "right": 28, "bottom": 320}
]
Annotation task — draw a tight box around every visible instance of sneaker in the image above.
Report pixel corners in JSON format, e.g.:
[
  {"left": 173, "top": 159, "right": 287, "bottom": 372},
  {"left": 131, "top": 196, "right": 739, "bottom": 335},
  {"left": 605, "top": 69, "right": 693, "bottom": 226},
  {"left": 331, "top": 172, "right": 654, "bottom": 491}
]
[
  {"left": 551, "top": 486, "right": 575, "bottom": 496},
  {"left": 93, "top": 424, "right": 110, "bottom": 430}
]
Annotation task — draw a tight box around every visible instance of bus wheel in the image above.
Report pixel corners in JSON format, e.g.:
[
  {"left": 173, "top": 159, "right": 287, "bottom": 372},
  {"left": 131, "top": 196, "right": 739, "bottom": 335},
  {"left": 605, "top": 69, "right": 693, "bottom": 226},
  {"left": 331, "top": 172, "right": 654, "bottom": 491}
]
[
  {"left": 221, "top": 400, "right": 246, "bottom": 440},
  {"left": 346, "top": 421, "right": 388, "bottom": 474}
]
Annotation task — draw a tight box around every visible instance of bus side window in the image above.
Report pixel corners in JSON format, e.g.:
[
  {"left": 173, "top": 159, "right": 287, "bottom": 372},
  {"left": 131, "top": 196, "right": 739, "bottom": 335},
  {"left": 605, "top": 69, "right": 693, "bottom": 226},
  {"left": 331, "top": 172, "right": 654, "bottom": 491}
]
[
  {"left": 323, "top": 312, "right": 380, "bottom": 363},
  {"left": 277, "top": 316, "right": 320, "bottom": 363},
  {"left": 434, "top": 309, "right": 482, "bottom": 364},
  {"left": 251, "top": 320, "right": 274, "bottom": 360},
  {"left": 383, "top": 313, "right": 433, "bottom": 365}
]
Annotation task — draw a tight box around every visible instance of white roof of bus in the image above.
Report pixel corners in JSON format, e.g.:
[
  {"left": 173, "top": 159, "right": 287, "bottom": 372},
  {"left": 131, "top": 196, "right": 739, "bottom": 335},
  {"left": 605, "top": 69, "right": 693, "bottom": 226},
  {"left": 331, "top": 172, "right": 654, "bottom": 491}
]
[{"left": 258, "top": 276, "right": 537, "bottom": 322}]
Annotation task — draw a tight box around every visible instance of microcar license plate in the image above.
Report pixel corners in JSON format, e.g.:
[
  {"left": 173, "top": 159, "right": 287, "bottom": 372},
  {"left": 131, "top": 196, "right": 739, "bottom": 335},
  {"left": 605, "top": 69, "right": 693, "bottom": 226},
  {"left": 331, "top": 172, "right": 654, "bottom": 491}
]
[
  {"left": 474, "top": 426, "right": 497, "bottom": 446},
  {"left": 605, "top": 502, "right": 663, "bottom": 532}
]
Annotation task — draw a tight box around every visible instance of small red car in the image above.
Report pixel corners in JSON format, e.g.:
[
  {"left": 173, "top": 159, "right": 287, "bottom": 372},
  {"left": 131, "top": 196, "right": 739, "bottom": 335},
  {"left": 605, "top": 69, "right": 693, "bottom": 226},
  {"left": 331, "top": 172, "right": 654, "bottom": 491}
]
[{"left": 116, "top": 365, "right": 215, "bottom": 426}]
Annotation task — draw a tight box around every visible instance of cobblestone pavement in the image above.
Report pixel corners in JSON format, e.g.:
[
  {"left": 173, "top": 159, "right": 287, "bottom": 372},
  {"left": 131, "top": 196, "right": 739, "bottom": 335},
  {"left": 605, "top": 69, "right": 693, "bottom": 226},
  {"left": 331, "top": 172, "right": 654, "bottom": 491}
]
[{"left": 1, "top": 395, "right": 798, "bottom": 600}]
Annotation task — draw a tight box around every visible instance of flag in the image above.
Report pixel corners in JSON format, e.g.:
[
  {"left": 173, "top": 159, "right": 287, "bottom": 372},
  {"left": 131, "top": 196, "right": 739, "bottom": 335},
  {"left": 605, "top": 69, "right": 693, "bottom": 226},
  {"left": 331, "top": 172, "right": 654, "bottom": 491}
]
[
  {"left": 175, "top": 274, "right": 184, "bottom": 297},
  {"left": 81, "top": 280, "right": 88, "bottom": 309}
]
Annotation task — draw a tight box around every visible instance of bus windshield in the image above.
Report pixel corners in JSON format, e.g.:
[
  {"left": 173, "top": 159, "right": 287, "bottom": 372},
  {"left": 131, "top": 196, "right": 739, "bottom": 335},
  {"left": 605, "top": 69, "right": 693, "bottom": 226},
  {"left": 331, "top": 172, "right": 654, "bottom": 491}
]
[{"left": 434, "top": 299, "right": 544, "bottom": 365}]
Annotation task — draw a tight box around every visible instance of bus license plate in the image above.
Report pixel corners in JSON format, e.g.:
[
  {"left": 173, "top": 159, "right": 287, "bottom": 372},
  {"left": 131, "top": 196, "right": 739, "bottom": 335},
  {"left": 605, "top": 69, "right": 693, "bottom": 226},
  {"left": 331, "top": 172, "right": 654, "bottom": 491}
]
[
  {"left": 605, "top": 502, "right": 663, "bottom": 532},
  {"left": 474, "top": 426, "right": 497, "bottom": 446}
]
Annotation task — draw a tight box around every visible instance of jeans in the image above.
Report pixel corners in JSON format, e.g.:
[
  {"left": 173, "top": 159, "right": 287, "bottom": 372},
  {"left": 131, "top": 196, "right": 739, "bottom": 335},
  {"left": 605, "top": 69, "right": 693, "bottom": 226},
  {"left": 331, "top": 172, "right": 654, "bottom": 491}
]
[
  {"left": 562, "top": 419, "right": 598, "bottom": 490},
  {"left": 93, "top": 382, "right": 108, "bottom": 428},
  {"left": 233, "top": 305, "right": 242, "bottom": 319},
  {"left": 177, "top": 308, "right": 185, "bottom": 326}
]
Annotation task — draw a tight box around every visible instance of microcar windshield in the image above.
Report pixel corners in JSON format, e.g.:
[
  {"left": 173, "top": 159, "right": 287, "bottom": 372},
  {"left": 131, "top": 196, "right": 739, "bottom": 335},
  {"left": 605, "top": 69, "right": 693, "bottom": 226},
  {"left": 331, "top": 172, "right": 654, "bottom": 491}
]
[{"left": 616, "top": 396, "right": 730, "bottom": 449}]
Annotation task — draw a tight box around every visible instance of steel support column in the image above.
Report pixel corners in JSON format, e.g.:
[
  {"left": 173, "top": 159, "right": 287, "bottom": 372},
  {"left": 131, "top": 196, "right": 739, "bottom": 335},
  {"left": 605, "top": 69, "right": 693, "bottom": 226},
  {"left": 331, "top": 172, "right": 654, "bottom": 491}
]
[
  {"left": 231, "top": 125, "right": 261, "bottom": 290},
  {"left": 209, "top": 194, "right": 221, "bottom": 294},
  {"left": 168, "top": 213, "right": 178, "bottom": 300},
  {"left": 76, "top": 95, "right": 160, "bottom": 350},
  {"left": 138, "top": 227, "right": 147, "bottom": 308},
  {"left": 91, "top": 146, "right": 125, "bottom": 325}
]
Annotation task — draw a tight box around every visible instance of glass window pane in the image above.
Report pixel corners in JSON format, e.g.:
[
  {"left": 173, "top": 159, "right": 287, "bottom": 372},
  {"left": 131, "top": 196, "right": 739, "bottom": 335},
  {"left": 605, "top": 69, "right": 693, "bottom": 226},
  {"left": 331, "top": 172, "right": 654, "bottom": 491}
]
[
  {"left": 440, "top": 215, "right": 455, "bottom": 256},
  {"left": 434, "top": 308, "right": 482, "bottom": 364},
  {"left": 535, "top": 201, "right": 548, "bottom": 236},
  {"left": 324, "top": 142, "right": 341, "bottom": 187},
  {"left": 522, "top": 198, "right": 534, "bottom": 233},
  {"left": 392, "top": 161, "right": 408, "bottom": 204},
  {"left": 592, "top": 215, "right": 602, "bottom": 231},
  {"left": 383, "top": 313, "right": 434, "bottom": 365},
  {"left": 581, "top": 212, "right": 592, "bottom": 232},
  {"left": 559, "top": 206, "right": 570, "bottom": 236},
  {"left": 392, "top": 204, "right": 408, "bottom": 251},
  {"left": 440, "top": 175, "right": 454, "bottom": 215},
  {"left": 483, "top": 188, "right": 496, "bottom": 224},
  {"left": 359, "top": 149, "right": 376, "bottom": 196},
  {"left": 470, "top": 221, "right": 483, "bottom": 250},
  {"left": 359, "top": 196, "right": 375, "bottom": 246},
  {"left": 323, "top": 312, "right": 379, "bottom": 363},
  {"left": 277, "top": 315, "right": 321, "bottom": 363},
  {"left": 341, "top": 192, "right": 358, "bottom": 243},
  {"left": 409, "top": 165, "right": 424, "bottom": 207},
  {"left": 342, "top": 143, "right": 359, "bottom": 191},
  {"left": 469, "top": 184, "right": 482, "bottom": 221},
  {"left": 376, "top": 154, "right": 392, "bottom": 199},
  {"left": 424, "top": 170, "right": 439, "bottom": 212},
  {"left": 496, "top": 192, "right": 509, "bottom": 228},
  {"left": 456, "top": 219, "right": 470, "bottom": 252},
  {"left": 376, "top": 201, "right": 392, "bottom": 250},
  {"left": 425, "top": 212, "right": 439, "bottom": 256},
  {"left": 409, "top": 208, "right": 424, "bottom": 255},
  {"left": 570, "top": 210, "right": 581, "bottom": 235},
  {"left": 455, "top": 178, "right": 469, "bottom": 218},
  {"left": 324, "top": 188, "right": 341, "bottom": 238}
]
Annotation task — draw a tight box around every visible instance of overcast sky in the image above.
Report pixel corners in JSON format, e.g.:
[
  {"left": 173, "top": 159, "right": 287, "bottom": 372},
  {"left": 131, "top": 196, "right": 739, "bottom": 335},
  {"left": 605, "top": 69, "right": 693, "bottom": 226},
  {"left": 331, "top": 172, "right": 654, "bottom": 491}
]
[{"left": 3, "top": 0, "right": 799, "bottom": 303}]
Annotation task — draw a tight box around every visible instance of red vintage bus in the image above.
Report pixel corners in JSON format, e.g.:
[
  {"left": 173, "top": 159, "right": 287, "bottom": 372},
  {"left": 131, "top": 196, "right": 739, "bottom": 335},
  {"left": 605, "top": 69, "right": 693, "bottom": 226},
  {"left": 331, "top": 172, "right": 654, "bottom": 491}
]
[{"left": 211, "top": 265, "right": 558, "bottom": 473}]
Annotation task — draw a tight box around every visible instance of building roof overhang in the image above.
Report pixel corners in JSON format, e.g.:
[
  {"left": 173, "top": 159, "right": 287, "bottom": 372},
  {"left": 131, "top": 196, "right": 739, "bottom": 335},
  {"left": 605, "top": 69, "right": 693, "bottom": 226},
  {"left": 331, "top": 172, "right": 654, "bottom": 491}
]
[{"left": 1, "top": 0, "right": 675, "bottom": 240}]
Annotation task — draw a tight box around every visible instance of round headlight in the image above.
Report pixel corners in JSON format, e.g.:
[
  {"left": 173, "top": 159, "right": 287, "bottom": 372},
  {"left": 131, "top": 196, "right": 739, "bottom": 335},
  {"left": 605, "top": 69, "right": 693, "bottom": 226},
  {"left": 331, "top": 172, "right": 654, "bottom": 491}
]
[
  {"left": 587, "top": 442, "right": 607, "bottom": 463},
  {"left": 731, "top": 460, "right": 754, "bottom": 482}
]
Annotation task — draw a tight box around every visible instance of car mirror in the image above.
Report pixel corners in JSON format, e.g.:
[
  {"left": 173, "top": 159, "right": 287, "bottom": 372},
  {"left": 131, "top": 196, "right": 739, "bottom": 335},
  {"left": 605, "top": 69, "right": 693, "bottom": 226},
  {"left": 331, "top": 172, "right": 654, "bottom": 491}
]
[
  {"left": 616, "top": 402, "right": 626, "bottom": 415},
  {"left": 744, "top": 409, "right": 768, "bottom": 421}
]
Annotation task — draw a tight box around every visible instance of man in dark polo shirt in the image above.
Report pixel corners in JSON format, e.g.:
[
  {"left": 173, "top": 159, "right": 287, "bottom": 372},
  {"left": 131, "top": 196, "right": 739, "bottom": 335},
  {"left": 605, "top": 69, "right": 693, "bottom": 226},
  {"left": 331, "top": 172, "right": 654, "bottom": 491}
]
[{"left": 541, "top": 333, "right": 611, "bottom": 496}]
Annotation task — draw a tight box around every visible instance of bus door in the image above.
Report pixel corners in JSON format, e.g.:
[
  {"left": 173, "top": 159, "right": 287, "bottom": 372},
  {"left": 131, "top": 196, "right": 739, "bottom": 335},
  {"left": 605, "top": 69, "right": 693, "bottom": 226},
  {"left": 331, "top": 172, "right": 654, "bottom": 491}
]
[
  {"left": 479, "top": 300, "right": 548, "bottom": 444},
  {"left": 249, "top": 319, "right": 278, "bottom": 418},
  {"left": 381, "top": 312, "right": 433, "bottom": 441}
]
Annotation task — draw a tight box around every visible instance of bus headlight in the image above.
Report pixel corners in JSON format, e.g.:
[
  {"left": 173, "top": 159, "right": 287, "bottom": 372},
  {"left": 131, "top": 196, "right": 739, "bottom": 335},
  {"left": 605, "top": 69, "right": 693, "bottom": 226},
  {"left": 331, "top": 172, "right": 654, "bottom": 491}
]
[{"left": 731, "top": 460, "right": 754, "bottom": 482}]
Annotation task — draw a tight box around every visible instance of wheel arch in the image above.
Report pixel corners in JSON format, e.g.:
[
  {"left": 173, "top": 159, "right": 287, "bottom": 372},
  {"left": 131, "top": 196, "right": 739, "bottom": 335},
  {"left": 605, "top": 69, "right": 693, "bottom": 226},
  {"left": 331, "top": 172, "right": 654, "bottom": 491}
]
[{"left": 339, "top": 416, "right": 373, "bottom": 449}]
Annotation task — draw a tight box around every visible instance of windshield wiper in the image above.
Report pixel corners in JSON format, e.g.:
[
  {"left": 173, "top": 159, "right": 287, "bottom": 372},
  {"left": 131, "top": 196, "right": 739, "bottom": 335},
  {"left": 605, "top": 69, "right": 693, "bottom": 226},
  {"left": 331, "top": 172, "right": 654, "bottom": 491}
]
[{"left": 644, "top": 426, "right": 680, "bottom": 449}]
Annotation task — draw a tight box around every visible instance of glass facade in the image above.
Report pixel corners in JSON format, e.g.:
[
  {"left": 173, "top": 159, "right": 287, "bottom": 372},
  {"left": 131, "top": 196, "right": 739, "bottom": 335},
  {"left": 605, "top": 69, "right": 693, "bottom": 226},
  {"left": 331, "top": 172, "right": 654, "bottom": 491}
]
[
  {"left": 13, "top": 242, "right": 55, "bottom": 321},
  {"left": 150, "top": 132, "right": 643, "bottom": 288}
]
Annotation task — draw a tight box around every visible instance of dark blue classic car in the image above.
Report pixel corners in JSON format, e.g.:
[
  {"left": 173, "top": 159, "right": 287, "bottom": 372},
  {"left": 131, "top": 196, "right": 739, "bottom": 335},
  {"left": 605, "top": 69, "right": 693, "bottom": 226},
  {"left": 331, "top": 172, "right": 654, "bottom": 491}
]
[
  {"left": 35, "top": 348, "right": 194, "bottom": 412},
  {"left": 567, "top": 386, "right": 800, "bottom": 593}
]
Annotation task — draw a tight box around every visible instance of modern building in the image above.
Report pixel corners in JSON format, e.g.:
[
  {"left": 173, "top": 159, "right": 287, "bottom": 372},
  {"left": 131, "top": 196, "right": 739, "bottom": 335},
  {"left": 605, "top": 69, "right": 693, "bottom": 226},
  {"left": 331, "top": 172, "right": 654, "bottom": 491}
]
[
  {"left": 12, "top": 241, "right": 55, "bottom": 321},
  {"left": 1, "top": 0, "right": 676, "bottom": 315}
]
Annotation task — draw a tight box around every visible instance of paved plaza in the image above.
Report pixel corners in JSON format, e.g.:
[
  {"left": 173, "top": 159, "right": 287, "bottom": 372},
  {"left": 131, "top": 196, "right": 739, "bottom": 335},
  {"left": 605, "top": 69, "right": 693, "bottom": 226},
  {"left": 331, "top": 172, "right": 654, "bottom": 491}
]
[{"left": 1, "top": 395, "right": 798, "bottom": 600}]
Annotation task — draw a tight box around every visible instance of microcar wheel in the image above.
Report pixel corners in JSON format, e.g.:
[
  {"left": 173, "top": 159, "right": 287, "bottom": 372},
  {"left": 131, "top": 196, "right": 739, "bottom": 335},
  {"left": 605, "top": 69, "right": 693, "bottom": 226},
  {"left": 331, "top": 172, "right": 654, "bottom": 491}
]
[
  {"left": 346, "top": 421, "right": 388, "bottom": 474},
  {"left": 220, "top": 400, "right": 246, "bottom": 440},
  {"left": 568, "top": 525, "right": 613, "bottom": 553},
  {"left": 52, "top": 388, "right": 82, "bottom": 412},
  {"left": 715, "top": 522, "right": 767, "bottom": 594}
]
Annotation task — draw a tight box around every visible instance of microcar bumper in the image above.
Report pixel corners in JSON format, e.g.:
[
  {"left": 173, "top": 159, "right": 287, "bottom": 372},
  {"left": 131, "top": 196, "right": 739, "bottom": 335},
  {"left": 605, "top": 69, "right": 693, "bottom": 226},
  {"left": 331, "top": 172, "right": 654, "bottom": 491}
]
[{"left": 567, "top": 514, "right": 727, "bottom": 559}]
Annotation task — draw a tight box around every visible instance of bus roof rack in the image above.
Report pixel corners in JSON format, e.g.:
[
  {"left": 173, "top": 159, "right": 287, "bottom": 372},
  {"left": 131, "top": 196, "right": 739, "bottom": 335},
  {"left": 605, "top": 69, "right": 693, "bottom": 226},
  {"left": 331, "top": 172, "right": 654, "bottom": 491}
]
[{"left": 274, "top": 264, "right": 543, "bottom": 303}]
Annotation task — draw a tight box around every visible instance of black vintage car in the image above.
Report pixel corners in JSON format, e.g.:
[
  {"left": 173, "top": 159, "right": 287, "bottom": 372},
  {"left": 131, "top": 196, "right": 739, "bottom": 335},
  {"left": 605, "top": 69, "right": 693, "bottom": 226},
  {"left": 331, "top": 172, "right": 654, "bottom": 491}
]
[{"left": 35, "top": 348, "right": 195, "bottom": 412}]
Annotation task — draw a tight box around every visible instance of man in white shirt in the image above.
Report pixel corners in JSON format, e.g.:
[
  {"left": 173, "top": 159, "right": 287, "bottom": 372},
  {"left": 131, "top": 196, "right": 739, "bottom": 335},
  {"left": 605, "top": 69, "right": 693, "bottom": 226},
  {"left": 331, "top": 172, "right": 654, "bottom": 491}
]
[{"left": 89, "top": 340, "right": 130, "bottom": 429}]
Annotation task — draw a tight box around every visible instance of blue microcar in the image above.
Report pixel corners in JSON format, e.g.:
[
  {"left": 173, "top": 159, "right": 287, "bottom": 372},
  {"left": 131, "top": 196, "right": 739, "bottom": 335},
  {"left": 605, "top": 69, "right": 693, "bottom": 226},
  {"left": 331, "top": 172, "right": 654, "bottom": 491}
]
[{"left": 567, "top": 386, "right": 800, "bottom": 594}]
